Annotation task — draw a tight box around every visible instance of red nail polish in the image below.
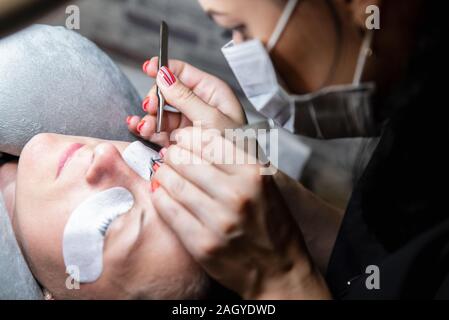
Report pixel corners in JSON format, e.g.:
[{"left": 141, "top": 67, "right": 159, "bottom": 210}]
[
  {"left": 142, "top": 60, "right": 150, "bottom": 73},
  {"left": 137, "top": 120, "right": 146, "bottom": 133},
  {"left": 126, "top": 116, "right": 132, "bottom": 125},
  {"left": 159, "top": 66, "right": 176, "bottom": 87},
  {"left": 151, "top": 179, "right": 160, "bottom": 192},
  {"left": 142, "top": 97, "right": 150, "bottom": 112},
  {"left": 152, "top": 163, "right": 160, "bottom": 172}
]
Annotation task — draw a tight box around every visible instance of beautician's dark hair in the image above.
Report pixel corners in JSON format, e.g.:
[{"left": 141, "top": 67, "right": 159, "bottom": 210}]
[
  {"left": 352, "top": 1, "right": 445, "bottom": 183},
  {"left": 356, "top": 1, "right": 449, "bottom": 251},
  {"left": 375, "top": 2, "right": 445, "bottom": 122}
]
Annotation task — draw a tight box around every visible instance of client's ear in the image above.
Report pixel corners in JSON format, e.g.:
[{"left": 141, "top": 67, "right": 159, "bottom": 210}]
[{"left": 347, "top": 0, "right": 382, "bottom": 29}]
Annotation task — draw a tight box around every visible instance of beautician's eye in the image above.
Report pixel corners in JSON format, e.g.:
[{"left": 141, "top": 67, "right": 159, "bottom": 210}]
[
  {"left": 221, "top": 24, "right": 246, "bottom": 39},
  {"left": 232, "top": 24, "right": 246, "bottom": 34}
]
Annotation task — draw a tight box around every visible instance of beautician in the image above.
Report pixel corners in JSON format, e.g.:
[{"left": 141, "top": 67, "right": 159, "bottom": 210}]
[
  {"left": 130, "top": 0, "right": 449, "bottom": 299},
  {"left": 129, "top": 0, "right": 382, "bottom": 205}
]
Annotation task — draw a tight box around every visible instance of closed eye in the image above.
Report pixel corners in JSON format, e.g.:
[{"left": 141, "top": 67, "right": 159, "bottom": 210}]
[{"left": 98, "top": 216, "right": 115, "bottom": 236}]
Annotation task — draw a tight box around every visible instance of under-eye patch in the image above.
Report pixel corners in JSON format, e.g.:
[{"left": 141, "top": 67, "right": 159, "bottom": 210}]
[{"left": 63, "top": 187, "right": 134, "bottom": 283}]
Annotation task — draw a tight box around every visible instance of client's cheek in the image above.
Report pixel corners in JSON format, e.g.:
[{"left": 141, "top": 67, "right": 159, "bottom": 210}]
[{"left": 104, "top": 208, "right": 145, "bottom": 260}]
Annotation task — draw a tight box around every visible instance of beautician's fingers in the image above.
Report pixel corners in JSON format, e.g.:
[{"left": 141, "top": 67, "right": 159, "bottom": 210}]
[
  {"left": 173, "top": 127, "right": 260, "bottom": 175},
  {"left": 126, "top": 115, "right": 141, "bottom": 135},
  {"left": 154, "top": 164, "right": 238, "bottom": 235},
  {"left": 142, "top": 85, "right": 159, "bottom": 115},
  {"left": 126, "top": 115, "right": 172, "bottom": 147},
  {"left": 161, "top": 145, "right": 237, "bottom": 201},
  {"left": 127, "top": 111, "right": 191, "bottom": 143},
  {"left": 136, "top": 114, "right": 180, "bottom": 138},
  {"left": 155, "top": 66, "right": 238, "bottom": 131},
  {"left": 144, "top": 57, "right": 219, "bottom": 93},
  {"left": 145, "top": 58, "right": 245, "bottom": 125},
  {"left": 151, "top": 187, "right": 217, "bottom": 258}
]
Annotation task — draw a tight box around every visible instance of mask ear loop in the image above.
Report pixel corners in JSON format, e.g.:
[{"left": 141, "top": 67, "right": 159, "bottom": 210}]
[
  {"left": 267, "top": 0, "right": 299, "bottom": 52},
  {"left": 353, "top": 30, "right": 374, "bottom": 85}
]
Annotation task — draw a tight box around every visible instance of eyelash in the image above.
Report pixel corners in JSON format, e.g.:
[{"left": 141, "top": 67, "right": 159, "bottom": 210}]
[
  {"left": 149, "top": 155, "right": 164, "bottom": 179},
  {"left": 98, "top": 216, "right": 115, "bottom": 236},
  {"left": 221, "top": 24, "right": 246, "bottom": 39}
]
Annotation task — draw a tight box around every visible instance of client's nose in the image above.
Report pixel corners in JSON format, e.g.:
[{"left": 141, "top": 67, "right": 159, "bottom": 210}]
[{"left": 85, "top": 143, "right": 134, "bottom": 187}]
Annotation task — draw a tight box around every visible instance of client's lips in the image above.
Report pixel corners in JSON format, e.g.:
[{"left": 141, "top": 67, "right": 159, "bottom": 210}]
[{"left": 56, "top": 143, "right": 85, "bottom": 178}]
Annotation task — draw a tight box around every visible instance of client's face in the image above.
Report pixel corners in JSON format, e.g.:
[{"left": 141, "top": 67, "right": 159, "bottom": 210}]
[{"left": 13, "top": 133, "right": 207, "bottom": 299}]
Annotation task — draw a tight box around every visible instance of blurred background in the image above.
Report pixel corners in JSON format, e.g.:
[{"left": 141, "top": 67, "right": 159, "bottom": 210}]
[{"left": 35, "top": 0, "right": 239, "bottom": 98}]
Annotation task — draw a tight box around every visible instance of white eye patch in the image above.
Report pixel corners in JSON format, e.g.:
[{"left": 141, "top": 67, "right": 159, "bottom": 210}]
[
  {"left": 122, "top": 141, "right": 161, "bottom": 181},
  {"left": 63, "top": 187, "right": 134, "bottom": 283}
]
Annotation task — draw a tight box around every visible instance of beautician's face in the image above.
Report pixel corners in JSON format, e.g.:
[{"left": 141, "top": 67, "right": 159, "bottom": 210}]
[
  {"left": 198, "top": 0, "right": 354, "bottom": 94},
  {"left": 199, "top": 0, "right": 284, "bottom": 43},
  {"left": 13, "top": 133, "right": 206, "bottom": 299}
]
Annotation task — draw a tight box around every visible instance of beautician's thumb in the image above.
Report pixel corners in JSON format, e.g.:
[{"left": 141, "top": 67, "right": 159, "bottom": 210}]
[{"left": 156, "top": 66, "right": 216, "bottom": 123}]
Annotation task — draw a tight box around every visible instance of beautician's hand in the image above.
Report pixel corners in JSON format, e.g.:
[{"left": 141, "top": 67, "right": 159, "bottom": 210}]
[
  {"left": 127, "top": 58, "right": 246, "bottom": 146},
  {"left": 151, "top": 127, "right": 331, "bottom": 299}
]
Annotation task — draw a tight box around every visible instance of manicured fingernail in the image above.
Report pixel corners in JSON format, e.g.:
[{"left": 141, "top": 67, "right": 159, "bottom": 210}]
[
  {"left": 152, "top": 163, "right": 160, "bottom": 172},
  {"left": 126, "top": 116, "right": 132, "bottom": 125},
  {"left": 158, "top": 66, "right": 176, "bottom": 87},
  {"left": 142, "top": 60, "right": 150, "bottom": 73},
  {"left": 142, "top": 97, "right": 150, "bottom": 112},
  {"left": 159, "top": 148, "right": 168, "bottom": 158},
  {"left": 137, "top": 120, "right": 146, "bottom": 133},
  {"left": 151, "top": 179, "right": 160, "bottom": 192}
]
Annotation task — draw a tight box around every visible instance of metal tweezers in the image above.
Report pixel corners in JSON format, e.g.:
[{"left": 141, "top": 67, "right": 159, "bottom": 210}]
[{"left": 156, "top": 21, "right": 168, "bottom": 133}]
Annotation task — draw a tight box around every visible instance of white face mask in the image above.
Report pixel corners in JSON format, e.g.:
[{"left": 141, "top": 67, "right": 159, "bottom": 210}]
[
  {"left": 63, "top": 142, "right": 161, "bottom": 283},
  {"left": 222, "top": 0, "right": 377, "bottom": 138}
]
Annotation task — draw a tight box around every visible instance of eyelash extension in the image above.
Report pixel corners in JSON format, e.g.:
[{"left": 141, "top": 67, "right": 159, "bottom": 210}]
[
  {"left": 221, "top": 24, "right": 245, "bottom": 39},
  {"left": 98, "top": 216, "right": 115, "bottom": 236},
  {"left": 149, "top": 155, "right": 164, "bottom": 179}
]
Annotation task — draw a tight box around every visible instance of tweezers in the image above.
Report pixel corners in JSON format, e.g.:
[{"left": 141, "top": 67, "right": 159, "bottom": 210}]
[{"left": 156, "top": 21, "right": 169, "bottom": 133}]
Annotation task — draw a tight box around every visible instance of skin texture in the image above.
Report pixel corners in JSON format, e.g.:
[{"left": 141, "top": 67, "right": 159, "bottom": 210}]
[{"left": 6, "top": 134, "right": 207, "bottom": 299}]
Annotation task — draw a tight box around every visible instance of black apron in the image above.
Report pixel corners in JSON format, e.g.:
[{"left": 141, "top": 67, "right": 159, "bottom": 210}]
[
  {"left": 326, "top": 4, "right": 448, "bottom": 296},
  {"left": 326, "top": 72, "right": 449, "bottom": 300}
]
